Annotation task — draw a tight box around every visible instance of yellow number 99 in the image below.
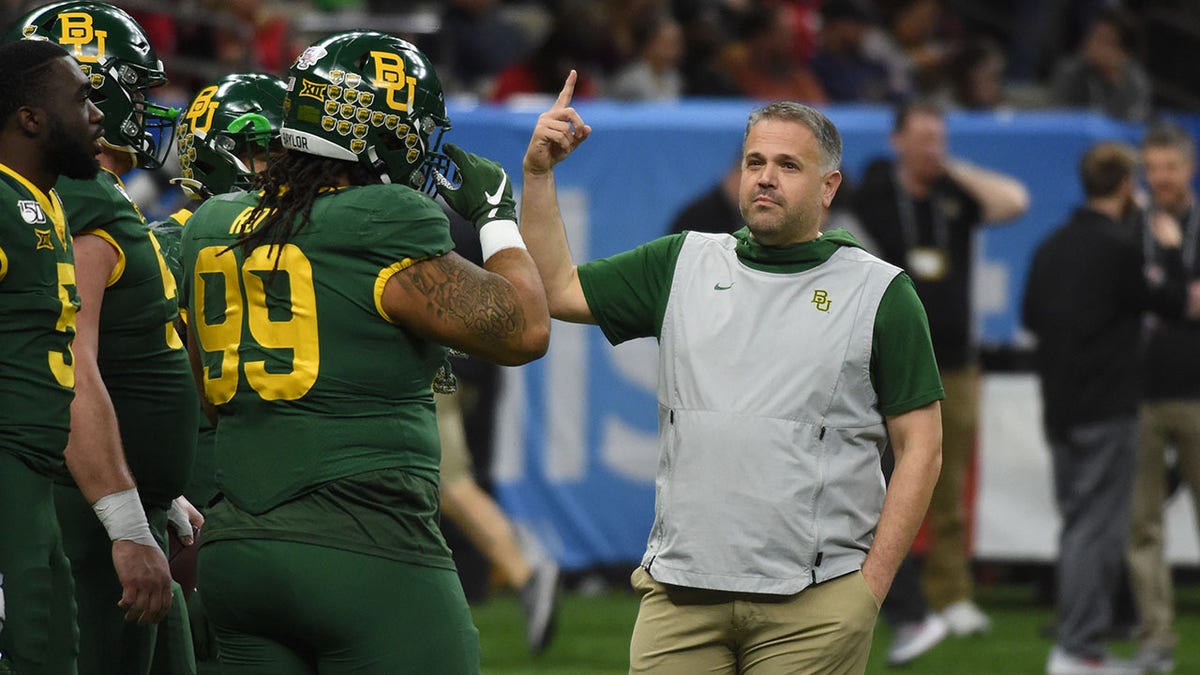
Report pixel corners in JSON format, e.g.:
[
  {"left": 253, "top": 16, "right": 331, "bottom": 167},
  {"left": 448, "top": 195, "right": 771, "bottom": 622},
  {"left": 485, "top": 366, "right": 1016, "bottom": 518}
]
[{"left": 193, "top": 243, "right": 320, "bottom": 404}]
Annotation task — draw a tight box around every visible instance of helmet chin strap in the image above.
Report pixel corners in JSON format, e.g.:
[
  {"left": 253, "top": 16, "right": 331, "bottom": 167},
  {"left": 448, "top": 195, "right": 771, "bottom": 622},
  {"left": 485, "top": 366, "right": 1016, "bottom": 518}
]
[
  {"left": 98, "top": 138, "right": 138, "bottom": 173},
  {"left": 168, "top": 176, "right": 210, "bottom": 201}
]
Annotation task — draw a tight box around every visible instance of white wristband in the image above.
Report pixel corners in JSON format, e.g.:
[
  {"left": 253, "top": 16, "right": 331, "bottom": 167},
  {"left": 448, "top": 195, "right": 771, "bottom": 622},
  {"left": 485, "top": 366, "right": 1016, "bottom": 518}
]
[
  {"left": 478, "top": 219, "right": 526, "bottom": 262},
  {"left": 93, "top": 488, "right": 157, "bottom": 547}
]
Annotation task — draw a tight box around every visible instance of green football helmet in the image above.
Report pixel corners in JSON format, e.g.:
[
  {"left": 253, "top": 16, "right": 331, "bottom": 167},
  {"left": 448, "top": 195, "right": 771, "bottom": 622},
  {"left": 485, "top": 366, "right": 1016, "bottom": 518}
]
[
  {"left": 11, "top": 1, "right": 180, "bottom": 169},
  {"left": 174, "top": 73, "right": 287, "bottom": 200},
  {"left": 281, "top": 31, "right": 451, "bottom": 192}
]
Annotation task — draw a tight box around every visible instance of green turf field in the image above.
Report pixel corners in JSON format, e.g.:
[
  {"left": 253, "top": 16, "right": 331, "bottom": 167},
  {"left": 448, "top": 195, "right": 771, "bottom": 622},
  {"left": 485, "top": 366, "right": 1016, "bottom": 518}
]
[{"left": 473, "top": 581, "right": 1200, "bottom": 674}]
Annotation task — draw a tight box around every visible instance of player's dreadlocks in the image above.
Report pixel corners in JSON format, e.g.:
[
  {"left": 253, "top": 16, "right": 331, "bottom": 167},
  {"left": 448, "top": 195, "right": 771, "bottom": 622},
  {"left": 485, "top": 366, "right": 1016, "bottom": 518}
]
[{"left": 234, "top": 149, "right": 378, "bottom": 257}]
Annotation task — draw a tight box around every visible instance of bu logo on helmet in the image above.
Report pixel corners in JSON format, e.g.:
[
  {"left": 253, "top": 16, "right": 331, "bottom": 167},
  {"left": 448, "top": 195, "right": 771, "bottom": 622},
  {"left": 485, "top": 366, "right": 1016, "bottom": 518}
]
[
  {"left": 369, "top": 51, "right": 417, "bottom": 113},
  {"left": 186, "top": 85, "right": 220, "bottom": 134},
  {"left": 57, "top": 12, "right": 106, "bottom": 63}
]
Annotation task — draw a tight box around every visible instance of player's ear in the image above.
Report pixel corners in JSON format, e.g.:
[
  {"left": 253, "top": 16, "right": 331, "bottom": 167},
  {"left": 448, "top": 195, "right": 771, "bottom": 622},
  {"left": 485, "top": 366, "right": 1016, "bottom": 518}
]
[{"left": 15, "top": 105, "right": 44, "bottom": 137}]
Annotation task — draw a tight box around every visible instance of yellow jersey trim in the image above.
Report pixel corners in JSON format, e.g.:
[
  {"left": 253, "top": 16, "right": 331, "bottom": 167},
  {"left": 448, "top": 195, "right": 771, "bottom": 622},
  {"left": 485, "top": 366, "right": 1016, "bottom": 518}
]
[
  {"left": 84, "top": 229, "right": 126, "bottom": 287},
  {"left": 373, "top": 256, "right": 432, "bottom": 324},
  {"left": 0, "top": 161, "right": 69, "bottom": 246}
]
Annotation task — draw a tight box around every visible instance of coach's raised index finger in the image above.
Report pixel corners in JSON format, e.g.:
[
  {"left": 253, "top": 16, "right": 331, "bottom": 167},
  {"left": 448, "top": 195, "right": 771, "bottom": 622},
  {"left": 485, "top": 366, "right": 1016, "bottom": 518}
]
[{"left": 554, "top": 69, "right": 577, "bottom": 110}]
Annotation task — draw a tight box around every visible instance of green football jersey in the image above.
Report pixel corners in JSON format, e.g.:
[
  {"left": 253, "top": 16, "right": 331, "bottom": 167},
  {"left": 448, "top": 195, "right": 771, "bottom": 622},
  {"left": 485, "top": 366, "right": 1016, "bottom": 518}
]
[
  {"left": 0, "top": 163, "right": 78, "bottom": 478},
  {"left": 148, "top": 208, "right": 220, "bottom": 508},
  {"left": 56, "top": 170, "right": 199, "bottom": 509},
  {"left": 148, "top": 208, "right": 190, "bottom": 285},
  {"left": 180, "top": 185, "right": 454, "bottom": 515}
]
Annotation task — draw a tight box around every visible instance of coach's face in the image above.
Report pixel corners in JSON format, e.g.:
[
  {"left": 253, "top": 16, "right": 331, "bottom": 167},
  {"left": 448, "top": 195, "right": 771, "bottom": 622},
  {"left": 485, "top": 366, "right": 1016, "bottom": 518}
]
[
  {"left": 740, "top": 119, "right": 841, "bottom": 246},
  {"left": 41, "top": 56, "right": 105, "bottom": 181}
]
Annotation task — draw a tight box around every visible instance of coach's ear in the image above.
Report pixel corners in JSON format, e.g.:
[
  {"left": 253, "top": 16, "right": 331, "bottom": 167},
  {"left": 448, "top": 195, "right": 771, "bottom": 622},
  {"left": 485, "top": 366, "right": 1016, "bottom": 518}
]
[{"left": 823, "top": 170, "right": 843, "bottom": 208}]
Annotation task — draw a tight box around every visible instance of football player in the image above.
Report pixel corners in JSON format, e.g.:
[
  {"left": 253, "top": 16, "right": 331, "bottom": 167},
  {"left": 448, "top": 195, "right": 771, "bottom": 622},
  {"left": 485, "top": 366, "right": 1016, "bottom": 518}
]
[
  {"left": 149, "top": 72, "right": 288, "bottom": 671},
  {"left": 156, "top": 71, "right": 289, "bottom": 509},
  {"left": 0, "top": 39, "right": 103, "bottom": 675},
  {"left": 11, "top": 3, "right": 195, "bottom": 673},
  {"left": 179, "top": 31, "right": 549, "bottom": 671}
]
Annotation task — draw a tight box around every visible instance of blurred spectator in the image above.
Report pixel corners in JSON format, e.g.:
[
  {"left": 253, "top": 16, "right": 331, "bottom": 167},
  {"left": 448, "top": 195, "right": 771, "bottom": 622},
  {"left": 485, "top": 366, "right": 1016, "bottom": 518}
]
[
  {"left": 1006, "top": 0, "right": 1110, "bottom": 82},
  {"left": 779, "top": 0, "right": 822, "bottom": 64},
  {"left": 209, "top": 0, "right": 294, "bottom": 74},
  {"left": 1049, "top": 8, "right": 1151, "bottom": 122},
  {"left": 717, "top": 2, "right": 827, "bottom": 102},
  {"left": 608, "top": 11, "right": 684, "bottom": 101},
  {"left": 938, "top": 36, "right": 1008, "bottom": 111},
  {"left": 674, "top": 3, "right": 741, "bottom": 96},
  {"left": 489, "top": 5, "right": 602, "bottom": 103},
  {"left": 810, "top": 0, "right": 900, "bottom": 103},
  {"left": 853, "top": 99, "right": 1030, "bottom": 639},
  {"left": 437, "top": 0, "right": 533, "bottom": 97},
  {"left": 1127, "top": 121, "right": 1200, "bottom": 675},
  {"left": 862, "top": 0, "right": 954, "bottom": 96},
  {"left": 600, "top": 0, "right": 672, "bottom": 70},
  {"left": 1024, "top": 140, "right": 1192, "bottom": 675}
]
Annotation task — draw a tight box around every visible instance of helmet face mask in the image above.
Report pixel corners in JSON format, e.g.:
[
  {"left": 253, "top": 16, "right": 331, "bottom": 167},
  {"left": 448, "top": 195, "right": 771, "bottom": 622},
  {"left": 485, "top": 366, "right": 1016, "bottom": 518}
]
[
  {"left": 281, "top": 31, "right": 451, "bottom": 192},
  {"left": 174, "top": 74, "right": 288, "bottom": 200},
  {"left": 13, "top": 1, "right": 179, "bottom": 169}
]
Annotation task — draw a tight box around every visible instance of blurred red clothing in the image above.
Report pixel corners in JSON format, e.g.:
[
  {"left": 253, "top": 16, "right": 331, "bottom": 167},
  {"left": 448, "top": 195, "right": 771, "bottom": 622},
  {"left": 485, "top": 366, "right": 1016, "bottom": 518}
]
[
  {"left": 489, "top": 63, "right": 599, "bottom": 103},
  {"left": 720, "top": 43, "right": 829, "bottom": 103}
]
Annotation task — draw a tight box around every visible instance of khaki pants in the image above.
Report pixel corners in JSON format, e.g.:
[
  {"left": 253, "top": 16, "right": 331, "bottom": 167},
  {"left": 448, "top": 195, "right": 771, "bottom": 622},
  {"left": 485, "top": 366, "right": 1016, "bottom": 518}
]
[
  {"left": 1127, "top": 400, "right": 1200, "bottom": 649},
  {"left": 921, "top": 364, "right": 978, "bottom": 610},
  {"left": 628, "top": 567, "right": 879, "bottom": 674}
]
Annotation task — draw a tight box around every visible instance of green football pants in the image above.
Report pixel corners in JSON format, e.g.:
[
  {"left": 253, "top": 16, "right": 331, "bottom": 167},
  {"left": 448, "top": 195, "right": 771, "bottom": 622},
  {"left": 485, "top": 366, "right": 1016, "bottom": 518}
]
[
  {"left": 198, "top": 539, "right": 481, "bottom": 674},
  {"left": 0, "top": 453, "right": 77, "bottom": 675}
]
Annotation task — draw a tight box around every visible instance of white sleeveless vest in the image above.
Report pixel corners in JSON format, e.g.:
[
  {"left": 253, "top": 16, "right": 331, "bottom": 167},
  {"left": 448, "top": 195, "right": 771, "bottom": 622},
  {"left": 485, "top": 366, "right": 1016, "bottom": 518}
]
[{"left": 643, "top": 232, "right": 902, "bottom": 594}]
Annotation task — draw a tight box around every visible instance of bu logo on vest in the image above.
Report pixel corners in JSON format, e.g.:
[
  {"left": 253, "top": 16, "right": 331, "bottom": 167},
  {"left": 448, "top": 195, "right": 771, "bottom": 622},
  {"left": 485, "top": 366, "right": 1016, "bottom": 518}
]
[{"left": 811, "top": 289, "right": 832, "bottom": 312}]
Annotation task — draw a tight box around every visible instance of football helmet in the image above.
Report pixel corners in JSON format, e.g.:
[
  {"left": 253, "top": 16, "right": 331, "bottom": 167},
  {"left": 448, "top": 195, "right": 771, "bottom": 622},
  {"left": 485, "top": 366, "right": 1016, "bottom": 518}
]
[
  {"left": 174, "top": 73, "right": 287, "bottom": 200},
  {"left": 281, "top": 31, "right": 451, "bottom": 191},
  {"left": 12, "top": 1, "right": 179, "bottom": 169}
]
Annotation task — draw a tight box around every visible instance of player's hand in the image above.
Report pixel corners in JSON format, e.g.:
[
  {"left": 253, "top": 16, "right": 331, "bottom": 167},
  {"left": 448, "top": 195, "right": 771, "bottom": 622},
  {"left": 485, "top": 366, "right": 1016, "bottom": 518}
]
[
  {"left": 112, "top": 539, "right": 172, "bottom": 624},
  {"left": 436, "top": 144, "right": 516, "bottom": 230},
  {"left": 167, "top": 496, "right": 203, "bottom": 546},
  {"left": 523, "top": 70, "right": 591, "bottom": 176}
]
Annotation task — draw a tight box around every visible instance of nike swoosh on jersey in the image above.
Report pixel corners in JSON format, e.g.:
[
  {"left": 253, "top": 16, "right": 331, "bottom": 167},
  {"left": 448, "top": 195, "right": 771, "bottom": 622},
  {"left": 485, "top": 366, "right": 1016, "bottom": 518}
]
[
  {"left": 485, "top": 170, "right": 508, "bottom": 205},
  {"left": 714, "top": 282, "right": 734, "bottom": 291}
]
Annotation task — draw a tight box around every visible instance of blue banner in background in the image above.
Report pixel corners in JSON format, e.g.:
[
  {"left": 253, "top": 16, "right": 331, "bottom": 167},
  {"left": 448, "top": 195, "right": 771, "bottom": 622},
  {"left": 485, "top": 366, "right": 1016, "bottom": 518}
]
[{"left": 444, "top": 101, "right": 1143, "bottom": 570}]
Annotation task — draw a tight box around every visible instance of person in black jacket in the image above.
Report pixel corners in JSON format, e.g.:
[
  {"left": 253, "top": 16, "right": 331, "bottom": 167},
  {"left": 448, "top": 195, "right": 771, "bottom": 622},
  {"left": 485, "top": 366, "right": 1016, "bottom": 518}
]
[{"left": 1023, "top": 141, "right": 1195, "bottom": 675}]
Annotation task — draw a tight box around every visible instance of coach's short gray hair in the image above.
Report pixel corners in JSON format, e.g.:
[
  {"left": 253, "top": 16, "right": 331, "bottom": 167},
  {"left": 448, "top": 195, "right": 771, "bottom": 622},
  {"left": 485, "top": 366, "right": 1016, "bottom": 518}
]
[{"left": 745, "top": 102, "right": 842, "bottom": 174}]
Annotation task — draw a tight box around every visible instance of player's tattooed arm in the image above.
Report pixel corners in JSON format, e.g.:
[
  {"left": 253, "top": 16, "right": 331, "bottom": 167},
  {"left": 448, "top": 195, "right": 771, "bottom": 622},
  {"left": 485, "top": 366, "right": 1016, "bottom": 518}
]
[
  {"left": 383, "top": 250, "right": 549, "bottom": 365},
  {"left": 405, "top": 253, "right": 525, "bottom": 342}
]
